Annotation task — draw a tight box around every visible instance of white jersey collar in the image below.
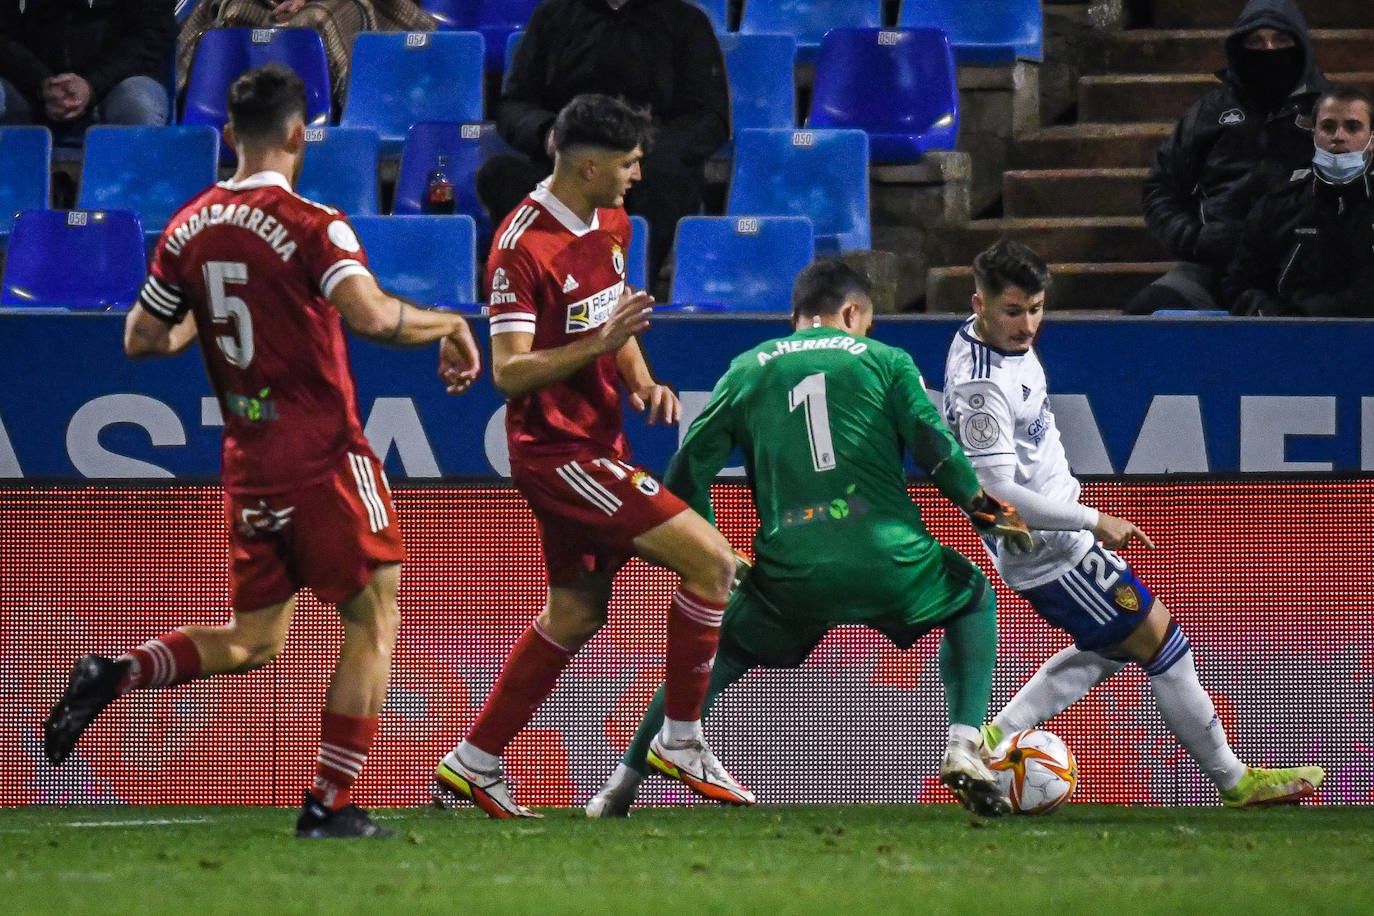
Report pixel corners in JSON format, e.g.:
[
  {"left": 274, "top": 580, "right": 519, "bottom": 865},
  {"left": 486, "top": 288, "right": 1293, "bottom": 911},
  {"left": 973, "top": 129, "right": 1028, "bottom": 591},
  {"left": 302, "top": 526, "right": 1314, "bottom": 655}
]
[
  {"left": 218, "top": 170, "right": 293, "bottom": 193},
  {"left": 531, "top": 178, "right": 600, "bottom": 236}
]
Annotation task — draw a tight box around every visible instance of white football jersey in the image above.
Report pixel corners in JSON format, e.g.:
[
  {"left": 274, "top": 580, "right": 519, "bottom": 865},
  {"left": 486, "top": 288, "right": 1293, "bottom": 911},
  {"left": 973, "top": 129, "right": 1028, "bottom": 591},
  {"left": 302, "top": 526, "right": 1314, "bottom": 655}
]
[{"left": 942, "top": 317, "right": 1092, "bottom": 589}]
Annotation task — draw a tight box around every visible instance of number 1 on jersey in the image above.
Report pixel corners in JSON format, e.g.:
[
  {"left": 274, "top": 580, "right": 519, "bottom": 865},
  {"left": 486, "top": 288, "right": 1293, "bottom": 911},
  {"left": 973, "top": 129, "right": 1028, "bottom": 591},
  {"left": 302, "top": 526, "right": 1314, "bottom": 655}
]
[{"left": 789, "top": 372, "right": 836, "bottom": 472}]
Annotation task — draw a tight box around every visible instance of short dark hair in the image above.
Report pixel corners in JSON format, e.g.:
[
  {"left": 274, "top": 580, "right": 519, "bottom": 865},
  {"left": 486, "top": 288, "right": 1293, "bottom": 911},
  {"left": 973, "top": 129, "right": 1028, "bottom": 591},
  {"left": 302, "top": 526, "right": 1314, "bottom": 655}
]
[
  {"left": 227, "top": 63, "right": 308, "bottom": 146},
  {"left": 1312, "top": 84, "right": 1374, "bottom": 124},
  {"left": 551, "top": 93, "right": 653, "bottom": 155},
  {"left": 971, "top": 240, "right": 1050, "bottom": 299},
  {"left": 791, "top": 258, "right": 872, "bottom": 319}
]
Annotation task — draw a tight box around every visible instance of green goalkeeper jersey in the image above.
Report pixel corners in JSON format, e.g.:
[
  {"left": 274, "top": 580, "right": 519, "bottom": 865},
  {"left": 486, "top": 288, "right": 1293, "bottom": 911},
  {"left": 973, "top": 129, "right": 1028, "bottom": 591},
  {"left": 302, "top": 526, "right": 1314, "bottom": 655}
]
[{"left": 665, "top": 326, "right": 983, "bottom": 622}]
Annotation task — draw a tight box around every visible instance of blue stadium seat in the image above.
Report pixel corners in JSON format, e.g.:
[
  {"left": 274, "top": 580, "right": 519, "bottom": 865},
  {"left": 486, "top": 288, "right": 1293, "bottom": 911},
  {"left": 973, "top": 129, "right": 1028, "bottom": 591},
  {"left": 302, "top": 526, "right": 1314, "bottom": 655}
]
[
  {"left": 718, "top": 32, "right": 797, "bottom": 152},
  {"left": 807, "top": 28, "right": 958, "bottom": 162},
  {"left": 424, "top": 0, "right": 541, "bottom": 73},
  {"left": 898, "top": 0, "right": 1042, "bottom": 65},
  {"left": 78, "top": 126, "right": 220, "bottom": 240},
  {"left": 628, "top": 215, "right": 648, "bottom": 291},
  {"left": 1, "top": 209, "right": 146, "bottom": 309},
  {"left": 689, "top": 0, "right": 730, "bottom": 33},
  {"left": 392, "top": 122, "right": 502, "bottom": 251},
  {"left": 0, "top": 127, "right": 51, "bottom": 243},
  {"left": 670, "top": 215, "right": 815, "bottom": 311},
  {"left": 340, "top": 31, "right": 485, "bottom": 154},
  {"left": 739, "top": 0, "right": 883, "bottom": 64},
  {"left": 182, "top": 28, "right": 331, "bottom": 134},
  {"left": 727, "top": 128, "right": 869, "bottom": 254},
  {"left": 297, "top": 126, "right": 381, "bottom": 215},
  {"left": 351, "top": 214, "right": 478, "bottom": 308}
]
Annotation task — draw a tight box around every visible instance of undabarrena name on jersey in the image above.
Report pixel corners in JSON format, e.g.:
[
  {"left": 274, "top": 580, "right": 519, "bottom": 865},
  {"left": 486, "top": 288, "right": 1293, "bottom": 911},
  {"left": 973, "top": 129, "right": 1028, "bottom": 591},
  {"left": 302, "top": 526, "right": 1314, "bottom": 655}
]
[
  {"left": 163, "top": 203, "right": 299, "bottom": 262},
  {"left": 756, "top": 335, "right": 868, "bottom": 365}
]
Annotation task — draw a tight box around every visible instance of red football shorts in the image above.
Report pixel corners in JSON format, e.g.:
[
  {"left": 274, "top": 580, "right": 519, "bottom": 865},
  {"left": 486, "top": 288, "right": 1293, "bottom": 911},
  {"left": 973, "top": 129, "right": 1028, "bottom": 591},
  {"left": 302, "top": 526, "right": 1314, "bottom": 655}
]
[
  {"left": 512, "top": 455, "right": 689, "bottom": 586},
  {"left": 226, "top": 450, "right": 406, "bottom": 610}
]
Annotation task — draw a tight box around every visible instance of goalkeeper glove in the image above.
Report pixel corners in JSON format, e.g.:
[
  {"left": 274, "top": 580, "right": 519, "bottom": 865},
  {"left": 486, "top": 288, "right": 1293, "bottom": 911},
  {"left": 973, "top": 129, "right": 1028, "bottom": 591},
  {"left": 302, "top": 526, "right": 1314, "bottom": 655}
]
[
  {"left": 732, "top": 550, "right": 752, "bottom": 591},
  {"left": 967, "top": 492, "right": 1033, "bottom": 554}
]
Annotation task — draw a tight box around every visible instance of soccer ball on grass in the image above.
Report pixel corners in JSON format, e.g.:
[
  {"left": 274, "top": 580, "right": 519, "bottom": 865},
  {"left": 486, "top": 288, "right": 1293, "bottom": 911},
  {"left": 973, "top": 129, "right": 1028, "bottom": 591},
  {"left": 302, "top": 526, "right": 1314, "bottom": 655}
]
[{"left": 986, "top": 728, "right": 1077, "bottom": 814}]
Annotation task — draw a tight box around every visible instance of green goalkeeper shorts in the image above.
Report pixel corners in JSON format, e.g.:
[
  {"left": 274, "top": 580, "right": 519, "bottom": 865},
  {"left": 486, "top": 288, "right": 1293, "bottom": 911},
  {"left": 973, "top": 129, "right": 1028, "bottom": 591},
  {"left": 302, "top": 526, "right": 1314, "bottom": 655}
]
[{"left": 719, "top": 545, "right": 993, "bottom": 669}]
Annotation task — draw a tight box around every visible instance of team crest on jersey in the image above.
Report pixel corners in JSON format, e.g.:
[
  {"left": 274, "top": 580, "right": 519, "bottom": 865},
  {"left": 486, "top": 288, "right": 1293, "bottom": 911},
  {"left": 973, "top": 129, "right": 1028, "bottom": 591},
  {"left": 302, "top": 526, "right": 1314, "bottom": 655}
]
[
  {"left": 1112, "top": 583, "right": 1142, "bottom": 614},
  {"left": 963, "top": 412, "right": 1000, "bottom": 449},
  {"left": 1219, "top": 108, "right": 1245, "bottom": 125},
  {"left": 492, "top": 268, "right": 510, "bottom": 291},
  {"left": 631, "top": 470, "right": 660, "bottom": 495},
  {"left": 612, "top": 245, "right": 625, "bottom": 277}
]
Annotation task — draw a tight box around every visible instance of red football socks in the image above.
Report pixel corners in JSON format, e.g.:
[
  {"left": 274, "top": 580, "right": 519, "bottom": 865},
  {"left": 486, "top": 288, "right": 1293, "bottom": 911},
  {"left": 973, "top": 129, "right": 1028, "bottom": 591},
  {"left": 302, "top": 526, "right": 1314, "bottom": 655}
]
[
  {"left": 465, "top": 622, "right": 574, "bottom": 756},
  {"left": 663, "top": 588, "right": 725, "bottom": 722},
  {"left": 312, "top": 711, "right": 379, "bottom": 809},
  {"left": 117, "top": 630, "right": 203, "bottom": 694}
]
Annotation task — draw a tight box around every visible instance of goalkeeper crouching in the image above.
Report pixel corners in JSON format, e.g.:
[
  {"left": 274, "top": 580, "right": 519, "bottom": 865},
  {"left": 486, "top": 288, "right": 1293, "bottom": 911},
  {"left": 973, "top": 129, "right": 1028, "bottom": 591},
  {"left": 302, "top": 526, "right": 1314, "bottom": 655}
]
[{"left": 586, "top": 259, "right": 1031, "bottom": 818}]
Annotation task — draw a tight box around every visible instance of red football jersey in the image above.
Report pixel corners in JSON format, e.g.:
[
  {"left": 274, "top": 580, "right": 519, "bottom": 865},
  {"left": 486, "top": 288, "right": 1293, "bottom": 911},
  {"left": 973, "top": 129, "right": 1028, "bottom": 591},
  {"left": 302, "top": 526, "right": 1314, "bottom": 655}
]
[
  {"left": 486, "top": 183, "right": 634, "bottom": 468},
  {"left": 138, "top": 171, "right": 376, "bottom": 494}
]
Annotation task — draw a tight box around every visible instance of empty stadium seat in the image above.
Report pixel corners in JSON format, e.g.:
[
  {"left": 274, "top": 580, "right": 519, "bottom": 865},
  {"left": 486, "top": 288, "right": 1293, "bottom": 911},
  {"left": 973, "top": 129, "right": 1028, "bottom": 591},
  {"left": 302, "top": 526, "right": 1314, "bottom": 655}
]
[
  {"left": 351, "top": 214, "right": 478, "bottom": 308},
  {"left": 898, "top": 0, "right": 1042, "bottom": 65},
  {"left": 182, "top": 27, "right": 331, "bottom": 134},
  {"left": 807, "top": 28, "right": 958, "bottom": 161},
  {"left": 689, "top": 0, "right": 730, "bottom": 33},
  {"left": 78, "top": 125, "right": 220, "bottom": 239},
  {"left": 297, "top": 127, "right": 381, "bottom": 215},
  {"left": 340, "top": 31, "right": 485, "bottom": 153},
  {"left": 628, "top": 215, "right": 648, "bottom": 291},
  {"left": 424, "top": 0, "right": 541, "bottom": 73},
  {"left": 670, "top": 215, "right": 815, "bottom": 311},
  {"left": 0, "top": 127, "right": 51, "bottom": 243},
  {"left": 727, "top": 128, "right": 870, "bottom": 254},
  {"left": 1, "top": 209, "right": 146, "bottom": 309},
  {"left": 739, "top": 0, "right": 883, "bottom": 64},
  {"left": 718, "top": 32, "right": 797, "bottom": 151}
]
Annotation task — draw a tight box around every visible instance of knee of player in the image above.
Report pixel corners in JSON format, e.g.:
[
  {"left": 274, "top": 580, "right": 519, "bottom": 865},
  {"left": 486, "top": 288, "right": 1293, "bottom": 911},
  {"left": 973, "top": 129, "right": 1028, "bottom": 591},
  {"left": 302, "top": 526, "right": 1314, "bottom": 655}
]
[
  {"left": 238, "top": 632, "right": 288, "bottom": 671},
  {"left": 698, "top": 540, "right": 738, "bottom": 602}
]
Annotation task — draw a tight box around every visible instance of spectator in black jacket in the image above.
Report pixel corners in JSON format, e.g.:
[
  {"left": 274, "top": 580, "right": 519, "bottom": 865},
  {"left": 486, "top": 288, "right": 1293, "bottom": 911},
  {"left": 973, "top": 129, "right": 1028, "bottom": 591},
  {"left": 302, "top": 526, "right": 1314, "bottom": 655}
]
[
  {"left": 1223, "top": 85, "right": 1374, "bottom": 317},
  {"left": 477, "top": 0, "right": 730, "bottom": 292},
  {"left": 1124, "top": 0, "right": 1329, "bottom": 314},
  {"left": 0, "top": 0, "right": 175, "bottom": 144}
]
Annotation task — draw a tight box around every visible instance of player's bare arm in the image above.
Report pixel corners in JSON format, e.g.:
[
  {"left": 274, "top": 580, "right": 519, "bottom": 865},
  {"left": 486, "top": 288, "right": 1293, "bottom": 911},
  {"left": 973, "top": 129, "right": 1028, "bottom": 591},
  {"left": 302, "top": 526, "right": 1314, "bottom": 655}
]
[
  {"left": 489, "top": 288, "right": 653, "bottom": 399},
  {"left": 123, "top": 304, "right": 199, "bottom": 359},
  {"left": 1092, "top": 512, "right": 1156, "bottom": 551},
  {"left": 329, "top": 273, "right": 482, "bottom": 361}
]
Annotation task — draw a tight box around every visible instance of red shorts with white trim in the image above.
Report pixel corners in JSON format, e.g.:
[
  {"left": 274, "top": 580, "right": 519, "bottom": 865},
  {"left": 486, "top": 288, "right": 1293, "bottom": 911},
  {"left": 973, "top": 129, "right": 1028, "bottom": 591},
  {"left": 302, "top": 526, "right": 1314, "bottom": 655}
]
[
  {"left": 226, "top": 450, "right": 405, "bottom": 610},
  {"left": 512, "top": 454, "right": 688, "bottom": 586}
]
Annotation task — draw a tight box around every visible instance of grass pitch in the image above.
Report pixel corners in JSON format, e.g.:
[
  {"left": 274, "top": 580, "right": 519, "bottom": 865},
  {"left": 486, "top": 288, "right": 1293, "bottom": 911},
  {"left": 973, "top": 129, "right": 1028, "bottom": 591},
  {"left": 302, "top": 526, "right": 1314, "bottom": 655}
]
[{"left": 3, "top": 804, "right": 1369, "bottom": 915}]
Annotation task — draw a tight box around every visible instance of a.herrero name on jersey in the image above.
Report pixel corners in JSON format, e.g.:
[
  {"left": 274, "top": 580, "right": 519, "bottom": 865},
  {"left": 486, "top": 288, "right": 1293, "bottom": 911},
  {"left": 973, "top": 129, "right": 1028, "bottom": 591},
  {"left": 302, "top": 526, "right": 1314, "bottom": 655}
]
[
  {"left": 756, "top": 335, "right": 868, "bottom": 365},
  {"left": 163, "top": 203, "right": 300, "bottom": 261},
  {"left": 565, "top": 280, "right": 625, "bottom": 333}
]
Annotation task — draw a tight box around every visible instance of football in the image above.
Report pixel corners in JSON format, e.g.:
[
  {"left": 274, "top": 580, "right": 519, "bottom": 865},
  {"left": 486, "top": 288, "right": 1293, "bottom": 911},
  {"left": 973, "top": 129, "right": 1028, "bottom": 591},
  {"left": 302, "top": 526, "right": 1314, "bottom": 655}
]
[{"left": 986, "top": 728, "right": 1078, "bottom": 814}]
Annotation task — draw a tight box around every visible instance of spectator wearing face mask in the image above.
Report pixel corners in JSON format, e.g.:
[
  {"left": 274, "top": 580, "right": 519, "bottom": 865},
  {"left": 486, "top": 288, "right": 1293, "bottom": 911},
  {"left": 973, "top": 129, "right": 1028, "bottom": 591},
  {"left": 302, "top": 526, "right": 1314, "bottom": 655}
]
[
  {"left": 1123, "top": 0, "right": 1330, "bottom": 314},
  {"left": 1223, "top": 85, "right": 1374, "bottom": 317}
]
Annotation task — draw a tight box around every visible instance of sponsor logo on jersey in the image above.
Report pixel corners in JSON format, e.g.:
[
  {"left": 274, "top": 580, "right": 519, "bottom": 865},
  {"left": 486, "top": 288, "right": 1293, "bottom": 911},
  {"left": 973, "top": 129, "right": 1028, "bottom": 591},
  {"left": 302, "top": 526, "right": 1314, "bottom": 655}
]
[
  {"left": 1219, "top": 108, "right": 1245, "bottom": 125},
  {"left": 631, "top": 470, "right": 660, "bottom": 495},
  {"left": 969, "top": 392, "right": 985, "bottom": 409},
  {"left": 1112, "top": 583, "right": 1141, "bottom": 613},
  {"left": 565, "top": 281, "right": 625, "bottom": 333},
  {"left": 963, "top": 412, "right": 1000, "bottom": 449},
  {"left": 1026, "top": 398, "right": 1051, "bottom": 445},
  {"left": 1021, "top": 384, "right": 1032, "bottom": 401},
  {"left": 225, "top": 388, "right": 278, "bottom": 422},
  {"left": 611, "top": 245, "right": 625, "bottom": 277},
  {"left": 563, "top": 274, "right": 580, "bottom": 292},
  {"left": 239, "top": 499, "right": 295, "bottom": 536},
  {"left": 491, "top": 268, "right": 510, "bottom": 291},
  {"left": 782, "top": 485, "right": 869, "bottom": 528}
]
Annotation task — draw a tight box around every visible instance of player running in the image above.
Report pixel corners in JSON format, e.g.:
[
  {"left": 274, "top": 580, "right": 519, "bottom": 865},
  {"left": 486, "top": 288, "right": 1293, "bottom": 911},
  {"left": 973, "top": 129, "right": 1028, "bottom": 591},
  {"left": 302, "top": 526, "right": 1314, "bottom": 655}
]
[
  {"left": 585, "top": 259, "right": 1032, "bottom": 818},
  {"left": 41, "top": 64, "right": 484, "bottom": 838},
  {"left": 432, "top": 94, "right": 752, "bottom": 818},
  {"left": 942, "top": 240, "right": 1324, "bottom": 808}
]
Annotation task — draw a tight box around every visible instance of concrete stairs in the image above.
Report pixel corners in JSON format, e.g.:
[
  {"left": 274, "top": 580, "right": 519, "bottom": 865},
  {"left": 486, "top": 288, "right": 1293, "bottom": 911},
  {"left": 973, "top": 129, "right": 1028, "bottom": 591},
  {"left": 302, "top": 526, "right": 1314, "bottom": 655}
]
[{"left": 910, "top": 0, "right": 1373, "bottom": 313}]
